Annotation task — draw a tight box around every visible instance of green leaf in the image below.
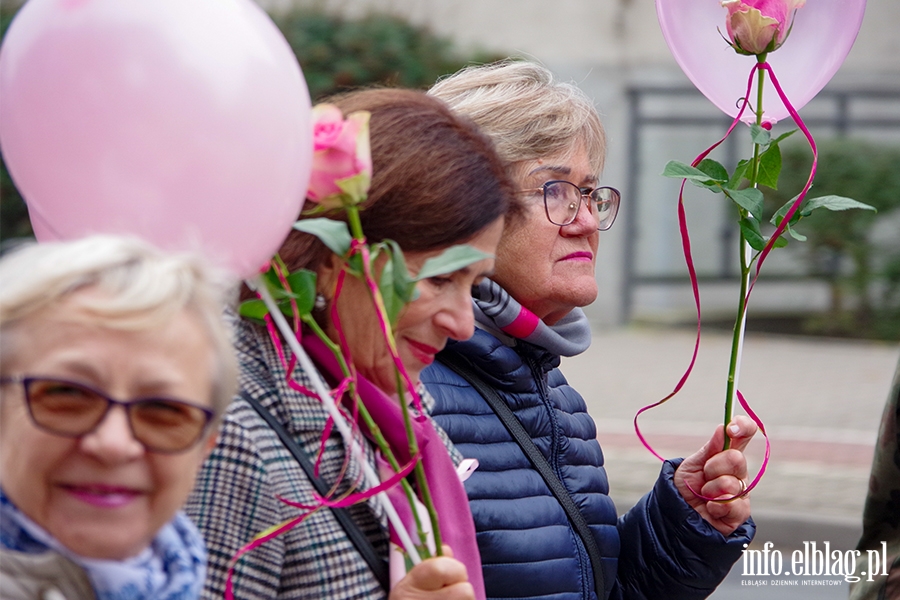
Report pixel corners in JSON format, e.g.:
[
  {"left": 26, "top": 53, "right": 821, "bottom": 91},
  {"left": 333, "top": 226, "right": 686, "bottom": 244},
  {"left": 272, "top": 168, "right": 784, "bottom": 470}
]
[
  {"left": 415, "top": 244, "right": 493, "bottom": 280},
  {"left": 385, "top": 240, "right": 417, "bottom": 303},
  {"left": 769, "top": 192, "right": 804, "bottom": 226},
  {"left": 344, "top": 252, "right": 364, "bottom": 277},
  {"left": 800, "top": 195, "right": 877, "bottom": 218},
  {"left": 293, "top": 218, "right": 353, "bottom": 256},
  {"left": 285, "top": 269, "right": 317, "bottom": 315},
  {"left": 757, "top": 143, "right": 782, "bottom": 190},
  {"left": 696, "top": 159, "right": 729, "bottom": 182},
  {"left": 771, "top": 129, "right": 797, "bottom": 145},
  {"left": 726, "top": 159, "right": 751, "bottom": 189},
  {"left": 661, "top": 160, "right": 717, "bottom": 183},
  {"left": 786, "top": 222, "right": 807, "bottom": 242},
  {"left": 238, "top": 299, "right": 270, "bottom": 323},
  {"left": 750, "top": 124, "right": 771, "bottom": 147},
  {"left": 771, "top": 234, "right": 789, "bottom": 248},
  {"left": 378, "top": 257, "right": 405, "bottom": 327},
  {"left": 336, "top": 172, "right": 371, "bottom": 206},
  {"left": 262, "top": 267, "right": 294, "bottom": 301},
  {"left": 724, "top": 187, "right": 764, "bottom": 220},
  {"left": 690, "top": 159, "right": 728, "bottom": 192},
  {"left": 740, "top": 217, "right": 766, "bottom": 251}
]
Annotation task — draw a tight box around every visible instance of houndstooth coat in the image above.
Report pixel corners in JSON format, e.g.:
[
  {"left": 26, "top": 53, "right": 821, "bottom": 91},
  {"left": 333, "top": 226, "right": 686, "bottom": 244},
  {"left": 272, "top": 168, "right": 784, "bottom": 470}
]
[{"left": 186, "top": 318, "right": 455, "bottom": 599}]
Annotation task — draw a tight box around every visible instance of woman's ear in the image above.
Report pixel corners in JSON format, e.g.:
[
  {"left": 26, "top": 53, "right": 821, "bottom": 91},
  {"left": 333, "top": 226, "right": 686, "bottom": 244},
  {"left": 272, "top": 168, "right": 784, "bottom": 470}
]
[
  {"left": 315, "top": 254, "right": 342, "bottom": 300},
  {"left": 202, "top": 429, "right": 219, "bottom": 458}
]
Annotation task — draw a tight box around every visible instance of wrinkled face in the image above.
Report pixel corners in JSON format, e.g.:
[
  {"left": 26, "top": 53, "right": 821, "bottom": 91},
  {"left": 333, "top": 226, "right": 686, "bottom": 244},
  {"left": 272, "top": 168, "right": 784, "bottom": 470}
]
[
  {"left": 326, "top": 218, "right": 504, "bottom": 394},
  {"left": 0, "top": 298, "right": 217, "bottom": 560},
  {"left": 493, "top": 145, "right": 600, "bottom": 325}
]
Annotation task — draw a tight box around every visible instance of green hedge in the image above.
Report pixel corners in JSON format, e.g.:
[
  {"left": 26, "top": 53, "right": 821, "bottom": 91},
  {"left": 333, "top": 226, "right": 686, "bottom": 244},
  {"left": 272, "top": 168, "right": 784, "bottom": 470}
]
[
  {"left": 764, "top": 138, "right": 900, "bottom": 340},
  {"left": 272, "top": 10, "right": 498, "bottom": 101}
]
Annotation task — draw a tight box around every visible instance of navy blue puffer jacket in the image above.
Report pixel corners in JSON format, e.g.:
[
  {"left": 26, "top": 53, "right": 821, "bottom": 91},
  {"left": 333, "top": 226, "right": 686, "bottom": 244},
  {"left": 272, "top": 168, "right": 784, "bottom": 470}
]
[{"left": 422, "top": 328, "right": 754, "bottom": 600}]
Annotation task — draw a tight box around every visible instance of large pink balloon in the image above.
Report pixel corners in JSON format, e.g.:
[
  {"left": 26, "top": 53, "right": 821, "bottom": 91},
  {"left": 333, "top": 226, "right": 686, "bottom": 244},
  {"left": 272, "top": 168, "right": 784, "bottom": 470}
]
[
  {"left": 656, "top": 0, "right": 866, "bottom": 124},
  {"left": 0, "top": 0, "right": 312, "bottom": 278}
]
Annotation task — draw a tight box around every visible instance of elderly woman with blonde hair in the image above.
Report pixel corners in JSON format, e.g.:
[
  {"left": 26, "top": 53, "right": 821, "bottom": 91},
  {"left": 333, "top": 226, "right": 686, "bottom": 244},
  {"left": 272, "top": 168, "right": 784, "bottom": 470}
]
[
  {"left": 423, "top": 60, "right": 757, "bottom": 600},
  {"left": 0, "top": 235, "right": 237, "bottom": 600}
]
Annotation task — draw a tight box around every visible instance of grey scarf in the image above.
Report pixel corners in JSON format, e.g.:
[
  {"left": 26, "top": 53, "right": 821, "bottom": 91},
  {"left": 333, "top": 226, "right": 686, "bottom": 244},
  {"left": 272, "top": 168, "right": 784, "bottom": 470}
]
[{"left": 471, "top": 279, "right": 592, "bottom": 358}]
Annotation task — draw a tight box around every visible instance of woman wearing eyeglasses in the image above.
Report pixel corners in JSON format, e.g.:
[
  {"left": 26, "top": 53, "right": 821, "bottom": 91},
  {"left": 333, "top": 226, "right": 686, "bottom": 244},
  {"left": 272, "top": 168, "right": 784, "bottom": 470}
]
[
  {"left": 0, "top": 235, "right": 237, "bottom": 600},
  {"left": 421, "top": 60, "right": 757, "bottom": 600},
  {"left": 185, "top": 89, "right": 516, "bottom": 600}
]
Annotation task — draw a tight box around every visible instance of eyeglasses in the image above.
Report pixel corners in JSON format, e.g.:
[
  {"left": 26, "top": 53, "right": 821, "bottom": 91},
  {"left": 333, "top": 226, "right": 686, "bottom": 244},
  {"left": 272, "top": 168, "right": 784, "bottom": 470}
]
[
  {"left": 520, "top": 180, "right": 621, "bottom": 230},
  {"left": 0, "top": 376, "right": 215, "bottom": 453}
]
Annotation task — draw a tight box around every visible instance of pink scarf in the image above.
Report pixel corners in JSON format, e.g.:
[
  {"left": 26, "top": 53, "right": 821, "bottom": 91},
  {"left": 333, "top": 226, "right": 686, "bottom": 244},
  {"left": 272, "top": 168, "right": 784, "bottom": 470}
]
[{"left": 303, "top": 335, "right": 485, "bottom": 599}]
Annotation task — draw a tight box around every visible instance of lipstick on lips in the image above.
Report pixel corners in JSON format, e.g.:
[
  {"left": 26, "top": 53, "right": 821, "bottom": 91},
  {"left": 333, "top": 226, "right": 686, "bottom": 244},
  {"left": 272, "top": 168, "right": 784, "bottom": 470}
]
[
  {"left": 561, "top": 251, "right": 593, "bottom": 262},
  {"left": 62, "top": 484, "right": 141, "bottom": 508},
  {"left": 406, "top": 339, "right": 441, "bottom": 366}
]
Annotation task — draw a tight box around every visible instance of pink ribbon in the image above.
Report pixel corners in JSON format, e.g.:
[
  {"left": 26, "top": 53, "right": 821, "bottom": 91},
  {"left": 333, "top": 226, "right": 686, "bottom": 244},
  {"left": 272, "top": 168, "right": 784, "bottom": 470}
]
[{"left": 634, "top": 61, "right": 816, "bottom": 501}]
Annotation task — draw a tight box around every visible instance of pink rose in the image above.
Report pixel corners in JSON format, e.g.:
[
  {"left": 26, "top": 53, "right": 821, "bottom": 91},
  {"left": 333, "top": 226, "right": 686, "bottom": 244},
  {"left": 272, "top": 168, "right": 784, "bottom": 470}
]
[
  {"left": 721, "top": 0, "right": 805, "bottom": 55},
  {"left": 306, "top": 103, "right": 372, "bottom": 208}
]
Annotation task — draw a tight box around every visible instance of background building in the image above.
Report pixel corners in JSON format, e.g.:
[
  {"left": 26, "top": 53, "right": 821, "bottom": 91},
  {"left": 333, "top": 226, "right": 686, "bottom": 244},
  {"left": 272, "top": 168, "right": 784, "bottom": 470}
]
[
  {"left": 258, "top": 0, "right": 900, "bottom": 333},
  {"left": 3, "top": 0, "right": 898, "bottom": 335}
]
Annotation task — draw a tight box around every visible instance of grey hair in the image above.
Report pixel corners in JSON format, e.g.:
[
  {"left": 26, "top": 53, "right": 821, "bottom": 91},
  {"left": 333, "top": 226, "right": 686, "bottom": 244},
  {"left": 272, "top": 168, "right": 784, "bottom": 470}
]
[
  {"left": 0, "top": 235, "right": 237, "bottom": 415},
  {"left": 429, "top": 59, "right": 607, "bottom": 177}
]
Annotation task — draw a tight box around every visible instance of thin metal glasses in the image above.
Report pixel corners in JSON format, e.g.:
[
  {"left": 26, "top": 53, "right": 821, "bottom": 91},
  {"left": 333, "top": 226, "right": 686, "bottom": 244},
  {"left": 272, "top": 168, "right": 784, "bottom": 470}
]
[
  {"left": 0, "top": 376, "right": 215, "bottom": 453},
  {"left": 521, "top": 180, "right": 621, "bottom": 230}
]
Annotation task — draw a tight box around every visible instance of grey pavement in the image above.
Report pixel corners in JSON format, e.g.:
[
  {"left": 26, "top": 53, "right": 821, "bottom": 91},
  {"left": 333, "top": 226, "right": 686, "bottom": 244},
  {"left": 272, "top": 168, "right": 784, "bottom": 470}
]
[{"left": 561, "top": 324, "right": 900, "bottom": 599}]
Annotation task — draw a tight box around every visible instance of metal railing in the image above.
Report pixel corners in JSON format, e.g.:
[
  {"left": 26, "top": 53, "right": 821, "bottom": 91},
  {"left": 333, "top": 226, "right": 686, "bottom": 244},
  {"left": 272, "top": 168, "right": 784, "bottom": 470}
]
[{"left": 621, "top": 85, "right": 900, "bottom": 322}]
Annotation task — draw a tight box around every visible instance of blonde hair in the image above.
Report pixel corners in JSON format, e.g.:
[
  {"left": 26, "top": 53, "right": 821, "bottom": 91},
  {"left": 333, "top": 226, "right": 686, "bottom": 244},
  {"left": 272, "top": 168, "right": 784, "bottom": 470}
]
[
  {"left": 429, "top": 59, "right": 607, "bottom": 177},
  {"left": 0, "top": 235, "right": 237, "bottom": 414}
]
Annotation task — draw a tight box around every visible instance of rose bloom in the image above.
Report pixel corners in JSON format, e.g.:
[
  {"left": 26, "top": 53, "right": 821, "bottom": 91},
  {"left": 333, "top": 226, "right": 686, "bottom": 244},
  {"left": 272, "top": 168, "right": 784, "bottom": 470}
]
[
  {"left": 722, "top": 0, "right": 806, "bottom": 55},
  {"left": 306, "top": 103, "right": 372, "bottom": 209}
]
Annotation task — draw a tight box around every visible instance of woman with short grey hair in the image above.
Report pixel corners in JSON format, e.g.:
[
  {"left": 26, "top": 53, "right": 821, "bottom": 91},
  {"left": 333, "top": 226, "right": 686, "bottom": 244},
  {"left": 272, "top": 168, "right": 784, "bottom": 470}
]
[
  {"left": 430, "top": 60, "right": 607, "bottom": 177},
  {"left": 424, "top": 59, "right": 757, "bottom": 600},
  {"left": 0, "top": 234, "right": 237, "bottom": 599}
]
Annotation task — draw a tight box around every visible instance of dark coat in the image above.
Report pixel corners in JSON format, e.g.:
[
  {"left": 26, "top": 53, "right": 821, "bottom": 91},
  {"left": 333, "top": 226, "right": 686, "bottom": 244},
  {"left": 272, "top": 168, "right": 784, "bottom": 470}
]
[{"left": 422, "top": 328, "right": 754, "bottom": 600}]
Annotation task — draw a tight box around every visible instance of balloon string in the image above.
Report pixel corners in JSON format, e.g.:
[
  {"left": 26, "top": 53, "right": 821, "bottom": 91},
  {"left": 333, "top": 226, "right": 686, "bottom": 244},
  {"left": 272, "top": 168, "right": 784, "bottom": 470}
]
[
  {"left": 225, "top": 512, "right": 314, "bottom": 600},
  {"left": 747, "top": 63, "right": 818, "bottom": 291},
  {"left": 352, "top": 239, "right": 425, "bottom": 417},
  {"left": 224, "top": 456, "right": 418, "bottom": 600},
  {"left": 248, "top": 276, "right": 422, "bottom": 561},
  {"left": 632, "top": 180, "right": 700, "bottom": 461},
  {"left": 633, "top": 63, "right": 779, "bottom": 501},
  {"left": 261, "top": 305, "right": 358, "bottom": 486},
  {"left": 633, "top": 64, "right": 760, "bottom": 460},
  {"left": 684, "top": 62, "right": 813, "bottom": 502}
]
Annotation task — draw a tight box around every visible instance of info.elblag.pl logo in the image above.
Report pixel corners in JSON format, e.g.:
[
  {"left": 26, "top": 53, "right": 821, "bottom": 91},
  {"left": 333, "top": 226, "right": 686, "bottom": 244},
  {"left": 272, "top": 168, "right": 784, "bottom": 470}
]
[{"left": 742, "top": 541, "right": 889, "bottom": 584}]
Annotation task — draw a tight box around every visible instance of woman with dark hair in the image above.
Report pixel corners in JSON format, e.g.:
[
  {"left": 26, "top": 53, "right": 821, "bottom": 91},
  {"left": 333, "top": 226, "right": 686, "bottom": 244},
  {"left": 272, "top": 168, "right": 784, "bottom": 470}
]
[{"left": 187, "top": 88, "right": 518, "bottom": 600}]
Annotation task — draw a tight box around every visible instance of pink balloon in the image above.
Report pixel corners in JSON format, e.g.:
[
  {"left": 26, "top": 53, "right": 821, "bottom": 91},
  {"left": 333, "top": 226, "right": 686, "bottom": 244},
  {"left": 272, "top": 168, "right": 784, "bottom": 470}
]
[
  {"left": 656, "top": 0, "right": 866, "bottom": 124},
  {"left": 0, "top": 0, "right": 312, "bottom": 278}
]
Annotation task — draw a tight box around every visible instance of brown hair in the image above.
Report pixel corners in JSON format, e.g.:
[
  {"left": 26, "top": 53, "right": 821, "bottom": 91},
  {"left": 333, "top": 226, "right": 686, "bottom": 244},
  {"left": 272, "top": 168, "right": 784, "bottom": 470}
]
[{"left": 278, "top": 88, "right": 518, "bottom": 275}]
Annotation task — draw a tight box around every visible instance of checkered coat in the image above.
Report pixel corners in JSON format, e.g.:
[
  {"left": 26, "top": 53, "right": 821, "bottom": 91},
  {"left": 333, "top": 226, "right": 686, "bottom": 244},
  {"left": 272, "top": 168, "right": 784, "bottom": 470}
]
[
  {"left": 851, "top": 358, "right": 900, "bottom": 600},
  {"left": 187, "top": 319, "right": 449, "bottom": 599}
]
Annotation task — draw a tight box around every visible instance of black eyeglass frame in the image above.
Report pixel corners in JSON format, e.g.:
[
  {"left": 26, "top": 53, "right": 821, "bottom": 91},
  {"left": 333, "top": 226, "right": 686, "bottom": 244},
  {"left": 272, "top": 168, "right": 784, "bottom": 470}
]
[
  {"left": 520, "top": 180, "right": 621, "bottom": 230},
  {"left": 0, "top": 375, "right": 216, "bottom": 454}
]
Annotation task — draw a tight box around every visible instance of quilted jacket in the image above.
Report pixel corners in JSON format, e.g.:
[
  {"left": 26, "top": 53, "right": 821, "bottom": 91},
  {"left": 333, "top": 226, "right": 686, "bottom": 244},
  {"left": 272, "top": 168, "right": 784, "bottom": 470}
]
[{"left": 422, "top": 328, "right": 754, "bottom": 600}]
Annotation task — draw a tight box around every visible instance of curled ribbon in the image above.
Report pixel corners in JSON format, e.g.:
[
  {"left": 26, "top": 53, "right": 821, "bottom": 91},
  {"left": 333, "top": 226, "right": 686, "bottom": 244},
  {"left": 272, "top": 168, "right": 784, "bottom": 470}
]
[{"left": 635, "top": 61, "right": 817, "bottom": 502}]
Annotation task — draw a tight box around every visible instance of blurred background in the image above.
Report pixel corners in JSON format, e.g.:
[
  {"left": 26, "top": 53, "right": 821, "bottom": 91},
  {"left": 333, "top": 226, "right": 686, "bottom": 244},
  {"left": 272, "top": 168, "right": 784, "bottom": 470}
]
[
  {"left": 2, "top": 2, "right": 899, "bottom": 595},
  {"left": 3, "top": 0, "right": 899, "bottom": 339}
]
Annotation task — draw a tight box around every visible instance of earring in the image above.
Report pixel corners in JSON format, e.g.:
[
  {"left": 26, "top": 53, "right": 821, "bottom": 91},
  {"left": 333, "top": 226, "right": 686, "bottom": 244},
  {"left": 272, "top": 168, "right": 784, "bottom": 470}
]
[{"left": 314, "top": 293, "right": 327, "bottom": 311}]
